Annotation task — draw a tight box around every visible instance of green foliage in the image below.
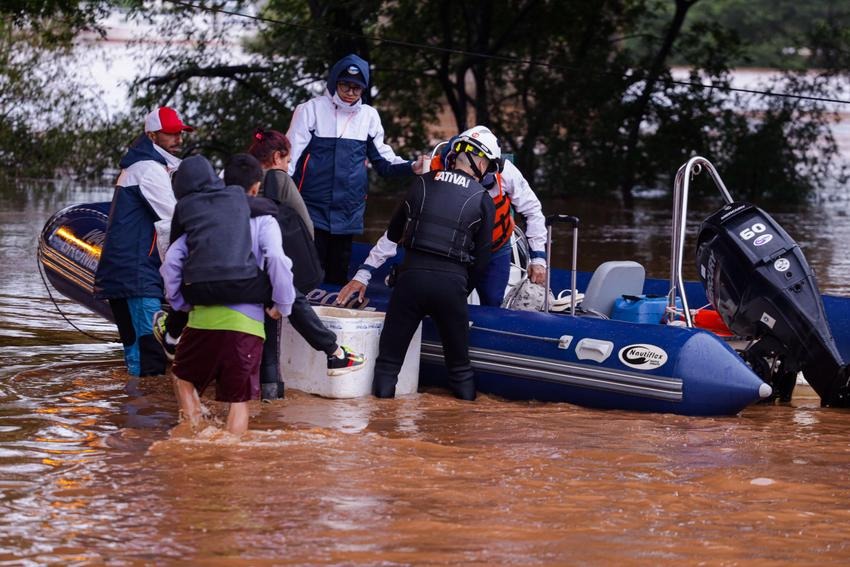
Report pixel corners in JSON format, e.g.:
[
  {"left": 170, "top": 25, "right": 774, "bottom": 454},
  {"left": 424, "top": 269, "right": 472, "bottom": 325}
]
[
  {"left": 807, "top": 19, "right": 850, "bottom": 72},
  {"left": 720, "top": 75, "right": 847, "bottom": 201},
  {"left": 679, "top": 0, "right": 850, "bottom": 69},
  {"left": 613, "top": 17, "right": 847, "bottom": 202},
  {"left": 0, "top": 18, "right": 133, "bottom": 180},
  {"left": 125, "top": 1, "right": 313, "bottom": 167},
  {"left": 0, "top": 118, "right": 134, "bottom": 180},
  {"left": 0, "top": 0, "right": 848, "bottom": 203},
  {"left": 0, "top": 0, "right": 123, "bottom": 45}
]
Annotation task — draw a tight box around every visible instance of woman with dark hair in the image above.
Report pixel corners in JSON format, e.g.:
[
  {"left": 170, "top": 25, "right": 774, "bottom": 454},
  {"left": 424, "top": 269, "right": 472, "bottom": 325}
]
[
  {"left": 248, "top": 128, "right": 364, "bottom": 399},
  {"left": 249, "top": 128, "right": 313, "bottom": 237}
]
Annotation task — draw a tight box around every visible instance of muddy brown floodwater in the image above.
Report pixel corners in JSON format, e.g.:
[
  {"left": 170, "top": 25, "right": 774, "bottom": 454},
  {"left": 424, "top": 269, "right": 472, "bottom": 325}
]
[{"left": 1, "top": 181, "right": 849, "bottom": 564}]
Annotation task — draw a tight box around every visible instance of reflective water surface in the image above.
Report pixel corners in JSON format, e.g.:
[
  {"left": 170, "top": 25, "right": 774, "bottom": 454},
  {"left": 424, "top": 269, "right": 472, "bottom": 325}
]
[{"left": 2, "top": 181, "right": 850, "bottom": 564}]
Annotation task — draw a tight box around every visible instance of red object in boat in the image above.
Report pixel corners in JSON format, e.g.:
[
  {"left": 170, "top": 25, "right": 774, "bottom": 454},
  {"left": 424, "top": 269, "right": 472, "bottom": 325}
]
[{"left": 694, "top": 308, "right": 733, "bottom": 337}]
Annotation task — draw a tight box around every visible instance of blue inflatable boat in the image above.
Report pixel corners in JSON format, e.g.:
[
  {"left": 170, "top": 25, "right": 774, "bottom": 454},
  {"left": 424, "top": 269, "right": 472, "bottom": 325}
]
[{"left": 37, "top": 158, "right": 850, "bottom": 416}]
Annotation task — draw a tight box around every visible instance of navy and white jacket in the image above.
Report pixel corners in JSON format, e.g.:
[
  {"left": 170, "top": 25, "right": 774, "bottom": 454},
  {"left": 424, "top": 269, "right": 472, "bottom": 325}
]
[
  {"left": 94, "top": 135, "right": 179, "bottom": 300},
  {"left": 286, "top": 54, "right": 414, "bottom": 235}
]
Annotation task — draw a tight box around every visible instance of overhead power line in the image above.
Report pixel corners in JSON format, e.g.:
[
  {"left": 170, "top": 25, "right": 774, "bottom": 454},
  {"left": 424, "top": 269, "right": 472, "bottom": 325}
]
[{"left": 163, "top": 0, "right": 850, "bottom": 106}]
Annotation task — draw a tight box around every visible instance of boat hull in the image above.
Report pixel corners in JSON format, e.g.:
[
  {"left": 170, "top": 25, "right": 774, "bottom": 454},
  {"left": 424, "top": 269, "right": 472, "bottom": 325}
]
[
  {"left": 38, "top": 202, "right": 114, "bottom": 322},
  {"left": 38, "top": 202, "right": 780, "bottom": 415},
  {"left": 324, "top": 268, "right": 769, "bottom": 415}
]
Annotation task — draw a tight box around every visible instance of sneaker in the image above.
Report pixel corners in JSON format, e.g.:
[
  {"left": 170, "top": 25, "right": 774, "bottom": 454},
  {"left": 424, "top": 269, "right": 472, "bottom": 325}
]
[
  {"left": 152, "top": 310, "right": 177, "bottom": 361},
  {"left": 327, "top": 345, "right": 365, "bottom": 376}
]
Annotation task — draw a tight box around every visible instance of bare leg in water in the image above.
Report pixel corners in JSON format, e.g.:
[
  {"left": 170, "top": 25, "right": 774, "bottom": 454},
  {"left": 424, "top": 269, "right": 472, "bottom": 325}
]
[
  {"left": 173, "top": 376, "right": 202, "bottom": 429},
  {"left": 173, "top": 377, "right": 249, "bottom": 435},
  {"left": 225, "top": 402, "right": 249, "bottom": 435}
]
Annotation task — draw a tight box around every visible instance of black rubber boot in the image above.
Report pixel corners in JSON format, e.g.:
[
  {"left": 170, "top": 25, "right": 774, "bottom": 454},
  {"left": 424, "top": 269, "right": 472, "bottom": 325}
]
[
  {"left": 261, "top": 381, "right": 285, "bottom": 402},
  {"left": 449, "top": 378, "right": 477, "bottom": 401},
  {"left": 372, "top": 376, "right": 397, "bottom": 398},
  {"left": 447, "top": 363, "right": 477, "bottom": 401}
]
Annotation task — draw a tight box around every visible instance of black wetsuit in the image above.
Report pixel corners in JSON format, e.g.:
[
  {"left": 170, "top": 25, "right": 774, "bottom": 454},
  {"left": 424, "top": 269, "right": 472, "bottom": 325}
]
[{"left": 373, "top": 170, "right": 495, "bottom": 400}]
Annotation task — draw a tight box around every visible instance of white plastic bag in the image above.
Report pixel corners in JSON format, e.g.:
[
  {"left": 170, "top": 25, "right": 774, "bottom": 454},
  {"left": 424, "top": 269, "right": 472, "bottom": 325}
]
[
  {"left": 502, "top": 278, "right": 583, "bottom": 312},
  {"left": 502, "top": 277, "right": 555, "bottom": 312}
]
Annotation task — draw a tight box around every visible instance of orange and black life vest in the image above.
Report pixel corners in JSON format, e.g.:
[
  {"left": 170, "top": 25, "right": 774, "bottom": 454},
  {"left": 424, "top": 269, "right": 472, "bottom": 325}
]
[
  {"left": 490, "top": 175, "right": 515, "bottom": 251},
  {"left": 429, "top": 157, "right": 514, "bottom": 251}
]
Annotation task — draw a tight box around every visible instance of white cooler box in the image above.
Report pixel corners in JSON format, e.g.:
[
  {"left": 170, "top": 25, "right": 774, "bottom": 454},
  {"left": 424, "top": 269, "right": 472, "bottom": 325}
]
[{"left": 280, "top": 306, "right": 421, "bottom": 398}]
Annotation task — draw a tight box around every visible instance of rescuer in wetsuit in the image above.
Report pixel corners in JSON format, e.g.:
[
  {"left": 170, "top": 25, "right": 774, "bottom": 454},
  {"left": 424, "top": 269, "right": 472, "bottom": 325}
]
[{"left": 372, "top": 132, "right": 498, "bottom": 400}]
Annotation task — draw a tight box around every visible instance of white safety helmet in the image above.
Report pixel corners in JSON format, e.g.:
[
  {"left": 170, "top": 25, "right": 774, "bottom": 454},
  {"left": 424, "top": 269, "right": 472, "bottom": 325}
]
[{"left": 449, "top": 125, "right": 503, "bottom": 175}]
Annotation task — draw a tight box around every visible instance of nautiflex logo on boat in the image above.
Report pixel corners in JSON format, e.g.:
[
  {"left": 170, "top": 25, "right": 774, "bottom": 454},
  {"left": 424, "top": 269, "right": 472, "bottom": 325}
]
[{"left": 618, "top": 344, "right": 668, "bottom": 370}]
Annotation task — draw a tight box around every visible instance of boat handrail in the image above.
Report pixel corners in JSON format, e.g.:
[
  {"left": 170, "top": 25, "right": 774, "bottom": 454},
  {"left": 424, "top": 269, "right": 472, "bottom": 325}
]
[{"left": 668, "top": 156, "right": 734, "bottom": 327}]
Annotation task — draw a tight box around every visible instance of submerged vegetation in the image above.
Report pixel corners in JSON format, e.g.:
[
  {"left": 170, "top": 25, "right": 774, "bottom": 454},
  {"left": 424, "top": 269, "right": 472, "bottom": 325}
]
[{"left": 2, "top": 0, "right": 849, "bottom": 202}]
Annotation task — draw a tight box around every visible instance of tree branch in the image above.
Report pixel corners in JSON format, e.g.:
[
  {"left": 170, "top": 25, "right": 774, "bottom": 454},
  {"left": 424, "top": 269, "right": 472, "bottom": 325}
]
[{"left": 139, "top": 64, "right": 274, "bottom": 87}]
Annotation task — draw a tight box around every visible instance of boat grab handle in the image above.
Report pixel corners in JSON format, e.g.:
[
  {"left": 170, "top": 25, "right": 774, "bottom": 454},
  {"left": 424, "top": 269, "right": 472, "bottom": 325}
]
[
  {"left": 668, "top": 156, "right": 734, "bottom": 327},
  {"left": 545, "top": 214, "right": 580, "bottom": 315}
]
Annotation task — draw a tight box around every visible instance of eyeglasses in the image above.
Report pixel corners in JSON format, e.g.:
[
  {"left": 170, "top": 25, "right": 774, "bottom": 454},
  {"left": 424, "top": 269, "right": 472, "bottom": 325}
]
[{"left": 337, "top": 81, "right": 364, "bottom": 94}]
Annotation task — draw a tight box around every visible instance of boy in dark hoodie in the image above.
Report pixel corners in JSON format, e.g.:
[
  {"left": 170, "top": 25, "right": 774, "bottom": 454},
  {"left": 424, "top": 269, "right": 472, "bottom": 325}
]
[
  {"left": 224, "top": 154, "right": 366, "bottom": 399},
  {"left": 160, "top": 155, "right": 296, "bottom": 435}
]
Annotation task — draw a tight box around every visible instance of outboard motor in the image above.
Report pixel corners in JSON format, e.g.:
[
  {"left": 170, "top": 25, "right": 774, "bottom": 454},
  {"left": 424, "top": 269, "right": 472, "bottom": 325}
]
[{"left": 696, "top": 201, "right": 850, "bottom": 406}]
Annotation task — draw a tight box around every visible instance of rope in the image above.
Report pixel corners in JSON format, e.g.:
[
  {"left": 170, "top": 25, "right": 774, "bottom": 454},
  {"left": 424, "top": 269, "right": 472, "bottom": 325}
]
[
  {"left": 36, "top": 252, "right": 117, "bottom": 343},
  {"left": 163, "top": 0, "right": 850, "bottom": 106},
  {"left": 470, "top": 324, "right": 562, "bottom": 344}
]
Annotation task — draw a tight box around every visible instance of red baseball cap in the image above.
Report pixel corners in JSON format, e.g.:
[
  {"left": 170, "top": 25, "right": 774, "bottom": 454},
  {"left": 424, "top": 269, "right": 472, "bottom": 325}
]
[{"left": 144, "top": 107, "right": 194, "bottom": 134}]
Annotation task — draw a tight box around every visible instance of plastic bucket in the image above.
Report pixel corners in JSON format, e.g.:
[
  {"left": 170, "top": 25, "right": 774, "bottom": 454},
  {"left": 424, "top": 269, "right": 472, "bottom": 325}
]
[{"left": 280, "top": 306, "right": 421, "bottom": 398}]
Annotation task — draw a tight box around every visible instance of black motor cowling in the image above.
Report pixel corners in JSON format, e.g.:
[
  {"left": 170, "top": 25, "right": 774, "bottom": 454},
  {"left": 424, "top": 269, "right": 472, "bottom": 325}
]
[{"left": 696, "top": 201, "right": 850, "bottom": 406}]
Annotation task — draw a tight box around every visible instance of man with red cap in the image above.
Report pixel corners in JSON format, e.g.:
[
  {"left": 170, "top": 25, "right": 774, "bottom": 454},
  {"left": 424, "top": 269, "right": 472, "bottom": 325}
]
[{"left": 94, "top": 106, "right": 193, "bottom": 377}]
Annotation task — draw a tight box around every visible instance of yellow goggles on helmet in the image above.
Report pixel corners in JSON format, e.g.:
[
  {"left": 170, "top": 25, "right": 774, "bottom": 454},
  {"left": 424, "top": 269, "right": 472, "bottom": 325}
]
[{"left": 452, "top": 141, "right": 488, "bottom": 159}]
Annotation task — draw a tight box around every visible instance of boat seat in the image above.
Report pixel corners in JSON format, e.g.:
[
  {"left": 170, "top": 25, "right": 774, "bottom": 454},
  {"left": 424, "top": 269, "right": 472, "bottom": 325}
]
[{"left": 579, "top": 261, "right": 646, "bottom": 318}]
